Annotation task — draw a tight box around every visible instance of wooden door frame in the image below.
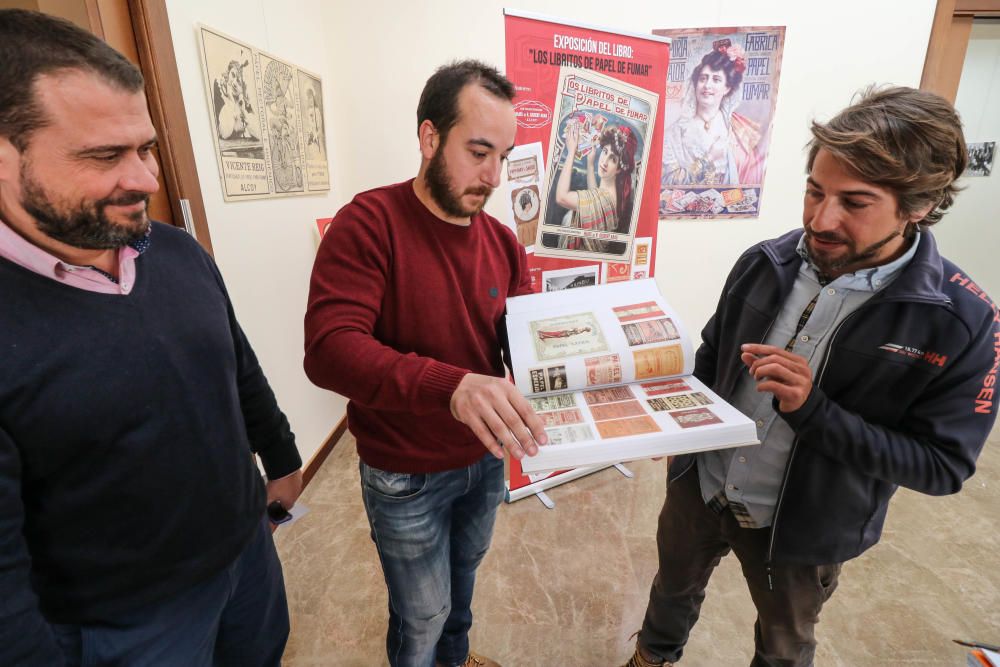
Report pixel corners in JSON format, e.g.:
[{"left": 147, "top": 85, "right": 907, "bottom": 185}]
[
  {"left": 922, "top": 0, "right": 1000, "bottom": 101},
  {"left": 127, "top": 0, "right": 213, "bottom": 255}
]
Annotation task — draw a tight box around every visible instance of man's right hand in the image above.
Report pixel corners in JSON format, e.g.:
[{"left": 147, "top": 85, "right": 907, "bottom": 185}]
[{"left": 450, "top": 373, "right": 548, "bottom": 460}]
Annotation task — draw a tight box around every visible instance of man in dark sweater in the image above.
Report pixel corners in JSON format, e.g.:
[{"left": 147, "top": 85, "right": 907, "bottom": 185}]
[
  {"left": 305, "top": 61, "right": 547, "bottom": 667},
  {"left": 0, "top": 10, "right": 302, "bottom": 665}
]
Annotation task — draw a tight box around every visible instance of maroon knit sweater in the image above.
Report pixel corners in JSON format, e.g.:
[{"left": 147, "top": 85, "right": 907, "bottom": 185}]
[{"left": 304, "top": 180, "right": 531, "bottom": 473}]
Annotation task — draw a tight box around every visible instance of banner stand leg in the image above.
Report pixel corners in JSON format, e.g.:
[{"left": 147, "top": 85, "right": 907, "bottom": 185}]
[
  {"left": 613, "top": 463, "right": 634, "bottom": 479},
  {"left": 534, "top": 491, "right": 555, "bottom": 509},
  {"left": 505, "top": 464, "right": 613, "bottom": 504},
  {"left": 505, "top": 463, "right": 636, "bottom": 506}
]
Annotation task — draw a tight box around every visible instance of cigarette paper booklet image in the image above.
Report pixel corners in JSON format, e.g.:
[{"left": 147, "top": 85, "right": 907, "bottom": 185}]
[{"left": 506, "top": 279, "right": 757, "bottom": 474}]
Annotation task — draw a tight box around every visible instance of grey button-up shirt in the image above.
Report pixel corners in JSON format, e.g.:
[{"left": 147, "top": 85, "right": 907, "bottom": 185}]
[{"left": 696, "top": 232, "right": 922, "bottom": 527}]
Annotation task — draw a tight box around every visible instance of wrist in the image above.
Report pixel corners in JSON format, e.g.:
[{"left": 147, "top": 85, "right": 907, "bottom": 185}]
[{"left": 268, "top": 468, "right": 302, "bottom": 483}]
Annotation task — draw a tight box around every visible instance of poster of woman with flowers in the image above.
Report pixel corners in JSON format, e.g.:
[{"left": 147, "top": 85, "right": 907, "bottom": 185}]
[
  {"left": 535, "top": 67, "right": 658, "bottom": 262},
  {"left": 654, "top": 26, "right": 785, "bottom": 218}
]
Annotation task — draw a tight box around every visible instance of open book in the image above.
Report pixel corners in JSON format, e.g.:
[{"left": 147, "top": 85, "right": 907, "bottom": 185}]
[{"left": 506, "top": 279, "right": 757, "bottom": 475}]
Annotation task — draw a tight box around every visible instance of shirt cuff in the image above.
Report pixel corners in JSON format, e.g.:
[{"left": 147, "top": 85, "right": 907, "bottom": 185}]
[
  {"left": 259, "top": 444, "right": 303, "bottom": 481},
  {"left": 775, "top": 386, "right": 822, "bottom": 429},
  {"left": 419, "top": 362, "right": 471, "bottom": 413},
  {"left": 267, "top": 468, "right": 302, "bottom": 482}
]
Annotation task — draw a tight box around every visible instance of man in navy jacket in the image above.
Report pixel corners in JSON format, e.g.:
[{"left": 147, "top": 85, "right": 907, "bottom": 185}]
[{"left": 624, "top": 87, "right": 999, "bottom": 667}]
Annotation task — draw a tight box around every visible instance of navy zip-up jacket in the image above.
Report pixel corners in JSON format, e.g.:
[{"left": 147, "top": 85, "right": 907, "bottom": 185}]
[{"left": 670, "top": 229, "right": 999, "bottom": 565}]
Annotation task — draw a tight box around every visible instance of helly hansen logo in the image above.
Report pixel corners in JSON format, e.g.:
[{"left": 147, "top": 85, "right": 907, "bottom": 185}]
[
  {"left": 980, "top": 330, "right": 1000, "bottom": 415},
  {"left": 950, "top": 272, "right": 999, "bottom": 415},
  {"left": 878, "top": 343, "right": 948, "bottom": 367}
]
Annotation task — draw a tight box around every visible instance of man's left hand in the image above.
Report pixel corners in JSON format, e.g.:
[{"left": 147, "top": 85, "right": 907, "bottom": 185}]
[
  {"left": 266, "top": 469, "right": 304, "bottom": 510},
  {"left": 740, "top": 343, "right": 813, "bottom": 413}
]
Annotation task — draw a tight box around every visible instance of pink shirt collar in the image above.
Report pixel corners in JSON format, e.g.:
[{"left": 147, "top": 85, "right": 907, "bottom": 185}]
[{"left": 0, "top": 219, "right": 142, "bottom": 295}]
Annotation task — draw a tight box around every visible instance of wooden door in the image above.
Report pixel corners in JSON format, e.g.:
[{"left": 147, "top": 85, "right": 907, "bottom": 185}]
[{"left": 922, "top": 0, "right": 1000, "bottom": 101}]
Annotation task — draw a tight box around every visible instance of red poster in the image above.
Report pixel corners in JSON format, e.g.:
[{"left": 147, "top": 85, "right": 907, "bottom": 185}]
[{"left": 504, "top": 11, "right": 670, "bottom": 497}]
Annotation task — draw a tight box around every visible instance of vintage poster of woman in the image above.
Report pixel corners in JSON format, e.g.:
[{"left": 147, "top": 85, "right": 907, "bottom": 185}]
[
  {"left": 198, "top": 24, "right": 332, "bottom": 201},
  {"left": 654, "top": 26, "right": 785, "bottom": 218},
  {"left": 535, "top": 67, "right": 658, "bottom": 262},
  {"left": 198, "top": 26, "right": 269, "bottom": 199}
]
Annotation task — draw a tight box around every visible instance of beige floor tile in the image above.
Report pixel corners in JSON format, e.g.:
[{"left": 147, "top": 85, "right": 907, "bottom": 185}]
[{"left": 276, "top": 428, "right": 1000, "bottom": 666}]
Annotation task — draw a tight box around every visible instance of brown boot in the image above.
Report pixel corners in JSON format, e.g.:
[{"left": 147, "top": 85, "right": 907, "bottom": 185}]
[
  {"left": 620, "top": 644, "right": 672, "bottom": 667},
  {"left": 435, "top": 652, "right": 501, "bottom": 667}
]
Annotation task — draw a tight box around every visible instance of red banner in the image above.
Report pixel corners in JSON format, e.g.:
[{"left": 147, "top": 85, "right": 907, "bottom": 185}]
[{"left": 504, "top": 11, "right": 670, "bottom": 496}]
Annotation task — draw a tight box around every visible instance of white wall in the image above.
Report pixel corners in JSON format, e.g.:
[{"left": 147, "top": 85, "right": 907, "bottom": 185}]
[
  {"left": 936, "top": 20, "right": 1000, "bottom": 297},
  {"left": 321, "top": 0, "right": 938, "bottom": 337},
  {"left": 162, "top": 0, "right": 960, "bottom": 468},
  {"left": 165, "top": 0, "right": 348, "bottom": 467}
]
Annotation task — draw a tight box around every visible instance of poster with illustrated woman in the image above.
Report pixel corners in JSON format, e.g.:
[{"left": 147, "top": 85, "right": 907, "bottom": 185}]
[
  {"left": 535, "top": 67, "right": 658, "bottom": 262},
  {"left": 654, "top": 26, "right": 785, "bottom": 219}
]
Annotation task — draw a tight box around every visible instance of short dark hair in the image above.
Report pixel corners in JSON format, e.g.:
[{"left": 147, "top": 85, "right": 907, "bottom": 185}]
[
  {"left": 807, "top": 86, "right": 967, "bottom": 227},
  {"left": 0, "top": 9, "right": 145, "bottom": 151},
  {"left": 416, "top": 59, "right": 515, "bottom": 143}
]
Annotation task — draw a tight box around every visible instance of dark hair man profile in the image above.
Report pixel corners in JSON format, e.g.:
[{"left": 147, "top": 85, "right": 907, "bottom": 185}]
[
  {"left": 623, "top": 86, "right": 999, "bottom": 667},
  {"left": 305, "top": 60, "right": 547, "bottom": 667},
  {"left": 0, "top": 9, "right": 302, "bottom": 665}
]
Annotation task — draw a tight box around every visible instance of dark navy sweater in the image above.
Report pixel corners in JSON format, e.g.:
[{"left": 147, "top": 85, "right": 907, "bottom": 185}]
[{"left": 0, "top": 222, "right": 300, "bottom": 663}]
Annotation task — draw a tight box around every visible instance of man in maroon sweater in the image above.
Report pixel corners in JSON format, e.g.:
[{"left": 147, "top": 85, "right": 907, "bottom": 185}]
[{"left": 304, "top": 61, "right": 547, "bottom": 667}]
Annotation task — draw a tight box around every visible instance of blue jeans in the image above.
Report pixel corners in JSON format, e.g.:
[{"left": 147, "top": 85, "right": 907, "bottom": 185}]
[
  {"left": 361, "top": 453, "right": 505, "bottom": 667},
  {"left": 52, "top": 516, "right": 289, "bottom": 667}
]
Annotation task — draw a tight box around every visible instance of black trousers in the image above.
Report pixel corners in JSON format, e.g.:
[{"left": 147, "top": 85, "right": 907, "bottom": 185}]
[{"left": 638, "top": 466, "right": 841, "bottom": 667}]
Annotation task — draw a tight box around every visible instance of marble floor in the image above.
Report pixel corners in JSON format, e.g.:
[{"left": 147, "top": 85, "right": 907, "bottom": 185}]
[{"left": 275, "top": 427, "right": 1000, "bottom": 666}]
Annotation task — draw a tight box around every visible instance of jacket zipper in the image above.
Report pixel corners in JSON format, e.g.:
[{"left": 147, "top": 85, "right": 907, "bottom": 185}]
[{"left": 761, "top": 292, "right": 951, "bottom": 591}]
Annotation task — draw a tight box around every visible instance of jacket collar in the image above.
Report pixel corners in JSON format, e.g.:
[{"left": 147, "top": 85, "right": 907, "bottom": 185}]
[{"left": 759, "top": 228, "right": 949, "bottom": 304}]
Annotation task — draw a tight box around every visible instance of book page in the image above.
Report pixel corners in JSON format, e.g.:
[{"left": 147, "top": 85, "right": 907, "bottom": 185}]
[
  {"left": 528, "top": 375, "right": 747, "bottom": 445},
  {"left": 521, "top": 375, "right": 758, "bottom": 475},
  {"left": 506, "top": 279, "right": 695, "bottom": 395}
]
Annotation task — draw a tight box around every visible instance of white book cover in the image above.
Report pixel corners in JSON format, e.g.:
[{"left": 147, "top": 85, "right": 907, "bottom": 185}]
[{"left": 507, "top": 279, "right": 757, "bottom": 475}]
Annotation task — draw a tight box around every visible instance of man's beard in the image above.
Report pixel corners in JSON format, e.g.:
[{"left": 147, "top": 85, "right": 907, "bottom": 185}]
[
  {"left": 804, "top": 225, "right": 906, "bottom": 278},
  {"left": 425, "top": 147, "right": 492, "bottom": 218},
  {"left": 19, "top": 162, "right": 150, "bottom": 250}
]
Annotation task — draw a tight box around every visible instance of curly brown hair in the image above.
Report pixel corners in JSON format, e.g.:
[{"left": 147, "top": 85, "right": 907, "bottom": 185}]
[{"left": 807, "top": 86, "right": 967, "bottom": 227}]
